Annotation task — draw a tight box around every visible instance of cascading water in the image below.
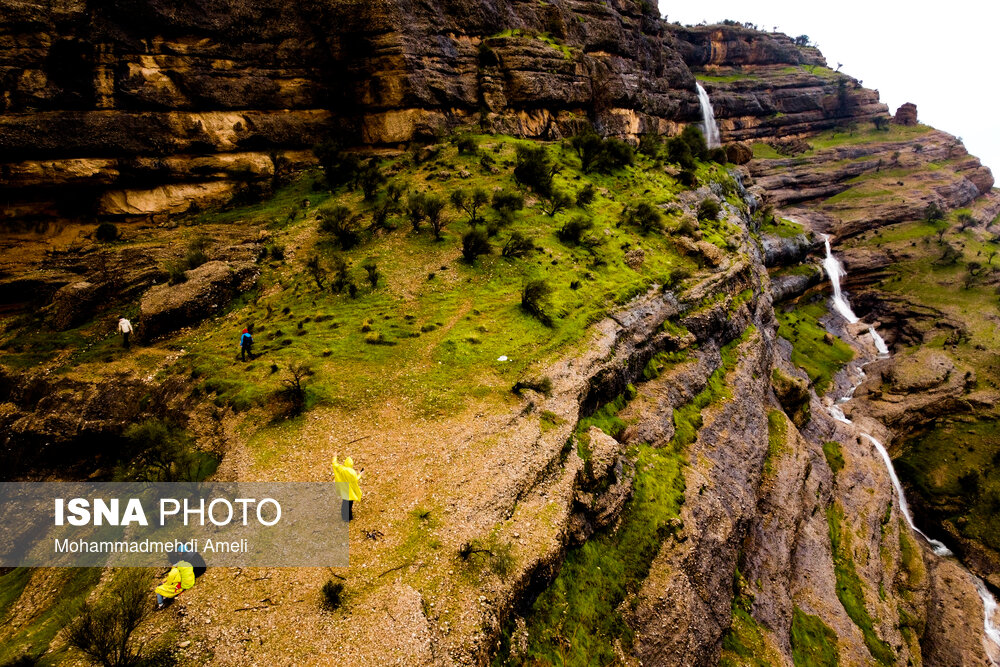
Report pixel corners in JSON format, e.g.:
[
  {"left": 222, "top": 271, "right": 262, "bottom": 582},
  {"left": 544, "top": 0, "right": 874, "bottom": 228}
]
[
  {"left": 862, "top": 434, "right": 951, "bottom": 556},
  {"left": 695, "top": 82, "right": 721, "bottom": 150},
  {"left": 821, "top": 235, "right": 889, "bottom": 357},
  {"left": 822, "top": 235, "right": 1000, "bottom": 661}
]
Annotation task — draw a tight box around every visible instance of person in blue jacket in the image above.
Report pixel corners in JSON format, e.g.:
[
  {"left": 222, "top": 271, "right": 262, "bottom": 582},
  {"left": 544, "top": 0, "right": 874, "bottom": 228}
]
[{"left": 240, "top": 326, "right": 254, "bottom": 361}]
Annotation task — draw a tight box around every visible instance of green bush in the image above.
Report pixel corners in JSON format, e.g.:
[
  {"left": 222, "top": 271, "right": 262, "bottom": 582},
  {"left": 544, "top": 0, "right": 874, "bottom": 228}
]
[
  {"left": 319, "top": 204, "right": 363, "bottom": 249},
  {"left": 541, "top": 190, "right": 573, "bottom": 217},
  {"left": 68, "top": 569, "right": 166, "bottom": 667},
  {"left": 461, "top": 228, "right": 491, "bottom": 263},
  {"left": 521, "top": 279, "right": 554, "bottom": 326},
  {"left": 491, "top": 190, "right": 524, "bottom": 217},
  {"left": 313, "top": 139, "right": 362, "bottom": 188},
  {"left": 622, "top": 201, "right": 663, "bottom": 234},
  {"left": 556, "top": 215, "right": 594, "bottom": 245},
  {"left": 513, "top": 145, "right": 557, "bottom": 196},
  {"left": 569, "top": 131, "right": 634, "bottom": 173},
  {"left": 576, "top": 183, "right": 596, "bottom": 208},
  {"left": 502, "top": 231, "right": 535, "bottom": 258},
  {"left": 697, "top": 198, "right": 721, "bottom": 221}
]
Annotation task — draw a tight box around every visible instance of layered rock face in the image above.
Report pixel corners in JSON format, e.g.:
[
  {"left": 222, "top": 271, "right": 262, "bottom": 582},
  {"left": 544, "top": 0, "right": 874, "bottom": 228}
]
[{"left": 1, "top": 1, "right": 883, "bottom": 218}]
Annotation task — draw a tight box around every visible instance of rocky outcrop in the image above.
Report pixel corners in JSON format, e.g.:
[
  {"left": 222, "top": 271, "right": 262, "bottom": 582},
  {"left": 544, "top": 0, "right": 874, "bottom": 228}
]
[
  {"left": 139, "top": 260, "right": 258, "bottom": 339},
  {"left": 894, "top": 102, "right": 918, "bottom": 126},
  {"left": 759, "top": 231, "right": 820, "bottom": 267}
]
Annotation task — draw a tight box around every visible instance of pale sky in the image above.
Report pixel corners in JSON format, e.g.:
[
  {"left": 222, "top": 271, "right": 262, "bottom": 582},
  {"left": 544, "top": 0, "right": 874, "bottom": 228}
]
[{"left": 660, "top": 0, "right": 1000, "bottom": 175}]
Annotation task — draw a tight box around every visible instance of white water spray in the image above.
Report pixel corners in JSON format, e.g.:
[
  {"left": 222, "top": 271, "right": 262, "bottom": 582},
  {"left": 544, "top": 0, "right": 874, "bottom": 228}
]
[
  {"left": 822, "top": 235, "right": 859, "bottom": 323},
  {"left": 695, "top": 83, "right": 721, "bottom": 150},
  {"left": 821, "top": 237, "right": 1000, "bottom": 661}
]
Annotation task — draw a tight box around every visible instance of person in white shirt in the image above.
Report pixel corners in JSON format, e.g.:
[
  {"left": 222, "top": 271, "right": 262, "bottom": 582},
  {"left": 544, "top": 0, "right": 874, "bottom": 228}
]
[{"left": 117, "top": 316, "right": 133, "bottom": 349}]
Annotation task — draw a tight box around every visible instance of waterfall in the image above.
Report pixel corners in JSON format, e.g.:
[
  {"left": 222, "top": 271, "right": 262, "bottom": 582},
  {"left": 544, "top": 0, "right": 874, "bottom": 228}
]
[
  {"left": 862, "top": 434, "right": 952, "bottom": 556},
  {"left": 822, "top": 235, "right": 860, "bottom": 323},
  {"left": 821, "top": 235, "right": 1000, "bottom": 661},
  {"left": 695, "top": 83, "right": 721, "bottom": 149}
]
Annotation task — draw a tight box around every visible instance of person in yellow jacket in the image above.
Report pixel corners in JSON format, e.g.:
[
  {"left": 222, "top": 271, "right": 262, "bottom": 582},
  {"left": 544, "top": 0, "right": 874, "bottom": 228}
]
[
  {"left": 154, "top": 551, "right": 196, "bottom": 609},
  {"left": 332, "top": 453, "right": 363, "bottom": 521}
]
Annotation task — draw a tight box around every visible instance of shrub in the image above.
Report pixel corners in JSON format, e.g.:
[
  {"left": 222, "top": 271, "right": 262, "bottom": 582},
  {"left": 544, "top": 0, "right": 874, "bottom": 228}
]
[
  {"left": 622, "top": 201, "right": 663, "bottom": 234},
  {"left": 666, "top": 136, "right": 695, "bottom": 169},
  {"left": 557, "top": 215, "right": 594, "bottom": 245},
  {"left": 502, "top": 231, "right": 535, "bottom": 258},
  {"left": 358, "top": 160, "right": 385, "bottom": 201},
  {"left": 95, "top": 222, "right": 119, "bottom": 242},
  {"left": 697, "top": 198, "right": 721, "bottom": 221},
  {"left": 541, "top": 190, "right": 573, "bottom": 217},
  {"left": 361, "top": 257, "right": 380, "bottom": 289},
  {"left": 576, "top": 183, "right": 596, "bottom": 208},
  {"left": 321, "top": 580, "right": 344, "bottom": 611},
  {"left": 462, "top": 228, "right": 491, "bottom": 263},
  {"left": 676, "top": 168, "right": 698, "bottom": 187},
  {"left": 313, "top": 139, "right": 362, "bottom": 188},
  {"left": 923, "top": 202, "right": 945, "bottom": 223},
  {"left": 569, "top": 131, "right": 634, "bottom": 173},
  {"left": 167, "top": 262, "right": 188, "bottom": 285},
  {"left": 306, "top": 255, "right": 326, "bottom": 289},
  {"left": 491, "top": 190, "right": 524, "bottom": 216},
  {"left": 319, "top": 204, "right": 362, "bottom": 249},
  {"left": 638, "top": 133, "right": 663, "bottom": 157},
  {"left": 513, "top": 145, "right": 557, "bottom": 196},
  {"left": 118, "top": 419, "right": 215, "bottom": 482},
  {"left": 405, "top": 192, "right": 427, "bottom": 231},
  {"left": 330, "top": 254, "right": 352, "bottom": 294},
  {"left": 512, "top": 376, "right": 553, "bottom": 396},
  {"left": 679, "top": 124, "right": 708, "bottom": 160},
  {"left": 708, "top": 147, "right": 728, "bottom": 164},
  {"left": 265, "top": 243, "right": 285, "bottom": 261},
  {"left": 68, "top": 569, "right": 163, "bottom": 667},
  {"left": 521, "top": 279, "right": 554, "bottom": 326},
  {"left": 424, "top": 194, "right": 447, "bottom": 240},
  {"left": 454, "top": 134, "right": 478, "bottom": 155}
]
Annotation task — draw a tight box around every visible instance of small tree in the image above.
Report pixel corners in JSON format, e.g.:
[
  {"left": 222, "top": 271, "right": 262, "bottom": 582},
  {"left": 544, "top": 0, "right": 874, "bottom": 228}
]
[
  {"left": 358, "top": 161, "right": 385, "bottom": 201},
  {"left": 278, "top": 363, "right": 314, "bottom": 417},
  {"left": 425, "top": 194, "right": 447, "bottom": 240},
  {"left": 462, "top": 229, "right": 491, "bottom": 263},
  {"left": 450, "top": 188, "right": 489, "bottom": 225},
  {"left": 330, "top": 254, "right": 352, "bottom": 294},
  {"left": 68, "top": 569, "right": 160, "bottom": 667},
  {"left": 576, "top": 183, "right": 596, "bottom": 208},
  {"left": 541, "top": 190, "right": 573, "bottom": 217},
  {"left": 491, "top": 190, "right": 524, "bottom": 217},
  {"left": 924, "top": 202, "right": 945, "bottom": 224},
  {"left": 521, "top": 279, "right": 554, "bottom": 326},
  {"left": 957, "top": 212, "right": 976, "bottom": 232}
]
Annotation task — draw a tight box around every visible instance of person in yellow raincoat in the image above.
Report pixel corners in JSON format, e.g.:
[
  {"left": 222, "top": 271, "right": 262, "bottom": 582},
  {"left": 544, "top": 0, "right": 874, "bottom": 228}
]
[
  {"left": 332, "top": 453, "right": 362, "bottom": 521},
  {"left": 154, "top": 551, "right": 195, "bottom": 609}
]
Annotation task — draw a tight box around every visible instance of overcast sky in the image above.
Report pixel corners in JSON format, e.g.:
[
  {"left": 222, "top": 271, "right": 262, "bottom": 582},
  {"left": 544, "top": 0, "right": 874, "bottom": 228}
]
[{"left": 659, "top": 1, "right": 1000, "bottom": 174}]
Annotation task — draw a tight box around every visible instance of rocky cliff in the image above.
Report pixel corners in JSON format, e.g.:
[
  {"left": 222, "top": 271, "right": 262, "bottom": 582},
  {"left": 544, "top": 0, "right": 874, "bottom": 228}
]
[
  {"left": 1, "top": 1, "right": 998, "bottom": 666},
  {"left": 1, "top": 0, "right": 885, "bottom": 220}
]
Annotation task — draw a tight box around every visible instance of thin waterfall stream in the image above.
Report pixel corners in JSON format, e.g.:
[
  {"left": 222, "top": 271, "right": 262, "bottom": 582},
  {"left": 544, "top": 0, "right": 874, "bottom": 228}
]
[
  {"left": 695, "top": 82, "right": 721, "bottom": 150},
  {"left": 820, "top": 234, "right": 1000, "bottom": 661}
]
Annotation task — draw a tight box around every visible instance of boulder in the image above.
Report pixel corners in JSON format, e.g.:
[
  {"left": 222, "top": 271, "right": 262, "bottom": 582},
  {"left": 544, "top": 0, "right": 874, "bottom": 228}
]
[
  {"left": 725, "top": 141, "right": 753, "bottom": 165},
  {"left": 48, "top": 281, "right": 100, "bottom": 330},
  {"left": 893, "top": 102, "right": 918, "bottom": 126},
  {"left": 759, "top": 232, "right": 819, "bottom": 267},
  {"left": 139, "top": 261, "right": 259, "bottom": 340}
]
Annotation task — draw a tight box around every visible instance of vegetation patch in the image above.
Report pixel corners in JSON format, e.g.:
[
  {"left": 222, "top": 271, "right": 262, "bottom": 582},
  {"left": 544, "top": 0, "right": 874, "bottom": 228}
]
[
  {"left": 776, "top": 300, "right": 854, "bottom": 395},
  {"left": 790, "top": 606, "right": 840, "bottom": 667},
  {"left": 763, "top": 409, "right": 788, "bottom": 478},
  {"left": 575, "top": 384, "right": 637, "bottom": 460},
  {"left": 827, "top": 505, "right": 894, "bottom": 665},
  {"left": 496, "top": 329, "right": 754, "bottom": 665},
  {"left": 823, "top": 441, "right": 845, "bottom": 475}
]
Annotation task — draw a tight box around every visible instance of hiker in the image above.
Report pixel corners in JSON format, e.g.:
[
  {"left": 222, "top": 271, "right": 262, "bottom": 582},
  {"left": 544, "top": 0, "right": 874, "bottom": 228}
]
[
  {"left": 154, "top": 550, "right": 195, "bottom": 609},
  {"left": 117, "top": 316, "right": 133, "bottom": 349},
  {"left": 240, "top": 327, "right": 254, "bottom": 361},
  {"left": 178, "top": 543, "right": 207, "bottom": 579},
  {"left": 332, "top": 453, "right": 363, "bottom": 521}
]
